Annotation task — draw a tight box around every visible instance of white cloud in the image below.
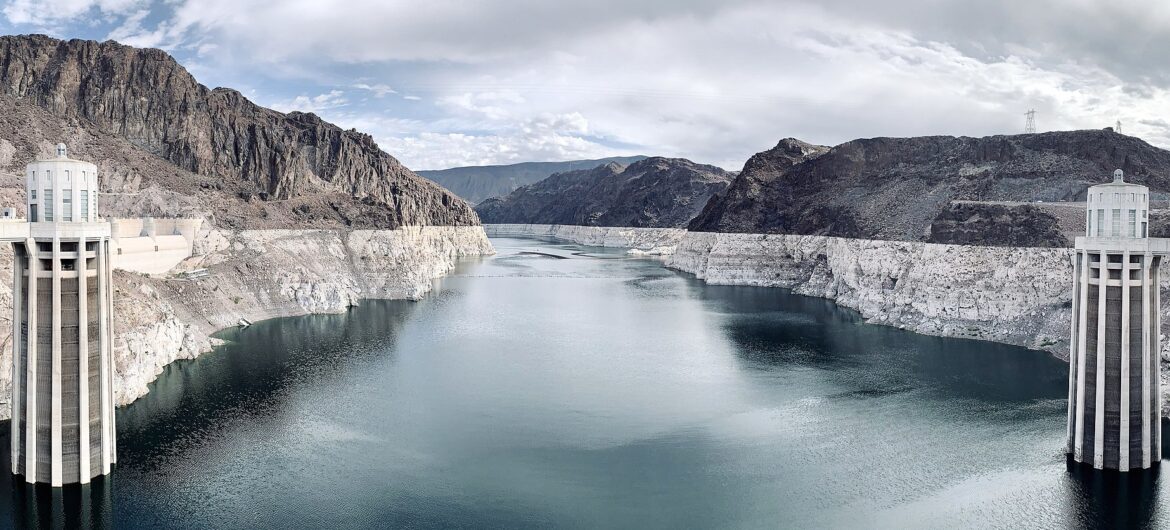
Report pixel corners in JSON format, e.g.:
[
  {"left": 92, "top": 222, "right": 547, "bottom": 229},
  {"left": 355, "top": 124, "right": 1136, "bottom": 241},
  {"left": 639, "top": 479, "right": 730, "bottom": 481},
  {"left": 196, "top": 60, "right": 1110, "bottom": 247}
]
[
  {"left": 106, "top": 8, "right": 167, "bottom": 48},
  {"left": 269, "top": 90, "right": 348, "bottom": 114},
  {"left": 352, "top": 83, "right": 396, "bottom": 97},
  {"left": 380, "top": 131, "right": 619, "bottom": 171},
  {"left": 3, "top": 0, "right": 145, "bottom": 25},
  {"left": 375, "top": 2, "right": 1170, "bottom": 168},
  {"left": 152, "top": 0, "right": 758, "bottom": 64},
  {"left": 378, "top": 112, "right": 622, "bottom": 170},
  {"left": 437, "top": 90, "right": 526, "bottom": 121},
  {"left": 6, "top": 0, "right": 1170, "bottom": 169}
]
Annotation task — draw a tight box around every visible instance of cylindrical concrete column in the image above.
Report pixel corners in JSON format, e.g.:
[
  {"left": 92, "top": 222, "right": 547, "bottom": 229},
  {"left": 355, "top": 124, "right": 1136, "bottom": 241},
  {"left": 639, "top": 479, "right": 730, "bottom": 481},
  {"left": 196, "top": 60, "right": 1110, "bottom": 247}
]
[
  {"left": 10, "top": 146, "right": 115, "bottom": 486},
  {"left": 1068, "top": 170, "right": 1163, "bottom": 472}
]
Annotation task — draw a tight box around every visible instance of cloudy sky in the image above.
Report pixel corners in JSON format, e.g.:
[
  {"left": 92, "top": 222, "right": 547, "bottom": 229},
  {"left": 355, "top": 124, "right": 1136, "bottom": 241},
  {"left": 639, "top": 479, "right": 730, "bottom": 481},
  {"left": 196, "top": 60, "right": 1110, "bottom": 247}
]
[{"left": 0, "top": 0, "right": 1165, "bottom": 170}]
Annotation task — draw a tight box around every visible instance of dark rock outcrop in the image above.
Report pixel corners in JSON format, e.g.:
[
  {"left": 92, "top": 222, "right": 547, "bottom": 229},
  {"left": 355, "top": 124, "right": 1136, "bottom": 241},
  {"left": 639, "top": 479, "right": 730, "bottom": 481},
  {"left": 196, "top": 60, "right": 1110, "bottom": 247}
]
[
  {"left": 687, "top": 138, "right": 829, "bottom": 232},
  {"left": 689, "top": 130, "right": 1170, "bottom": 245},
  {"left": 0, "top": 34, "right": 477, "bottom": 228},
  {"left": 419, "top": 156, "right": 647, "bottom": 204},
  {"left": 928, "top": 203, "right": 1070, "bottom": 247},
  {"left": 476, "top": 157, "right": 733, "bottom": 228}
]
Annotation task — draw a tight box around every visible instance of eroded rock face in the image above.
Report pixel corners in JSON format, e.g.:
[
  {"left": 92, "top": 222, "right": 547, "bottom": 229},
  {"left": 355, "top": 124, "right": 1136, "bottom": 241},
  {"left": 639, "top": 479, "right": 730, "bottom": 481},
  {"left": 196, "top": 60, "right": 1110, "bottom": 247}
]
[
  {"left": 689, "top": 131, "right": 1170, "bottom": 245},
  {"left": 0, "top": 225, "right": 494, "bottom": 417},
  {"left": 928, "top": 203, "right": 1070, "bottom": 247},
  {"left": 476, "top": 157, "right": 734, "bottom": 228},
  {"left": 485, "top": 224, "right": 685, "bottom": 250},
  {"left": 0, "top": 34, "right": 478, "bottom": 229},
  {"left": 666, "top": 230, "right": 1170, "bottom": 416},
  {"left": 668, "top": 231, "right": 1075, "bottom": 352},
  {"left": 688, "top": 138, "right": 828, "bottom": 232}
]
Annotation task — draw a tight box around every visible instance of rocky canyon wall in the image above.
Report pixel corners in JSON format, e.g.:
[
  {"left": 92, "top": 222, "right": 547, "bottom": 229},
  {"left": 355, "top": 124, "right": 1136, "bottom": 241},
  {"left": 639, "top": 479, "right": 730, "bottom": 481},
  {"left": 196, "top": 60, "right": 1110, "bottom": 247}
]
[
  {"left": 666, "top": 231, "right": 1077, "bottom": 355},
  {"left": 485, "top": 223, "right": 685, "bottom": 251},
  {"left": 665, "top": 231, "right": 1170, "bottom": 416},
  {"left": 487, "top": 224, "right": 1170, "bottom": 416},
  {"left": 0, "top": 226, "right": 493, "bottom": 419}
]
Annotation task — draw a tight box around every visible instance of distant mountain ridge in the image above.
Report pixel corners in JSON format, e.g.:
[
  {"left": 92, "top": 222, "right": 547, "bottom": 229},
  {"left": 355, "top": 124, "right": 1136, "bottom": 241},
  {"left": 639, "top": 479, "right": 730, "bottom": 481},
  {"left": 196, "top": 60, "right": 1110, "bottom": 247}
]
[
  {"left": 475, "top": 157, "right": 734, "bottom": 228},
  {"left": 690, "top": 130, "right": 1170, "bottom": 247},
  {"left": 418, "top": 156, "right": 648, "bottom": 204},
  {"left": 0, "top": 34, "right": 477, "bottom": 228}
]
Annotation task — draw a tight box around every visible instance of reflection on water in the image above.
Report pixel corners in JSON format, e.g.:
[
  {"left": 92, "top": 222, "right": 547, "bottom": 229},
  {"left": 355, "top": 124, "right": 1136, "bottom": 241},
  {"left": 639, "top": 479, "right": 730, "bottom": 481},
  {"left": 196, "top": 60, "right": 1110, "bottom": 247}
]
[
  {"left": 1066, "top": 456, "right": 1160, "bottom": 528},
  {"left": 116, "top": 301, "right": 417, "bottom": 471},
  {"left": 5, "top": 478, "right": 113, "bottom": 529},
  {"left": 0, "top": 236, "right": 1164, "bottom": 528},
  {"left": 704, "top": 284, "right": 1069, "bottom": 402},
  {"left": 1, "top": 300, "right": 418, "bottom": 529}
]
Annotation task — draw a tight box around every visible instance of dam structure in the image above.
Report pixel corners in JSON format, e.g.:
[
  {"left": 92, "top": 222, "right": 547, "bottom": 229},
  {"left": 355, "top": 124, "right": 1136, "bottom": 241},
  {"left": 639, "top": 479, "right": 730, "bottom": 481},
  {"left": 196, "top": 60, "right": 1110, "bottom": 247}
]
[
  {"left": 1068, "top": 169, "right": 1170, "bottom": 471},
  {"left": 5, "top": 144, "right": 116, "bottom": 486}
]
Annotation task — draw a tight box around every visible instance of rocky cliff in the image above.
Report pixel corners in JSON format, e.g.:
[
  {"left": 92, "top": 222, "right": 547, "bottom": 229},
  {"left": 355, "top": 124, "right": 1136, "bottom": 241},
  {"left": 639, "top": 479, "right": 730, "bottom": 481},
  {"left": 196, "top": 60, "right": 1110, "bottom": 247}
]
[
  {"left": 0, "top": 34, "right": 478, "bottom": 229},
  {"left": 0, "top": 225, "right": 493, "bottom": 417},
  {"left": 485, "top": 222, "right": 1079, "bottom": 354},
  {"left": 689, "top": 130, "right": 1170, "bottom": 246},
  {"left": 688, "top": 138, "right": 828, "bottom": 231},
  {"left": 485, "top": 223, "right": 685, "bottom": 251},
  {"left": 664, "top": 230, "right": 1170, "bottom": 415},
  {"left": 419, "top": 156, "right": 647, "bottom": 204},
  {"left": 927, "top": 203, "right": 1071, "bottom": 247},
  {"left": 0, "top": 35, "right": 497, "bottom": 419},
  {"left": 666, "top": 231, "right": 1075, "bottom": 352},
  {"left": 476, "top": 157, "right": 733, "bottom": 228}
]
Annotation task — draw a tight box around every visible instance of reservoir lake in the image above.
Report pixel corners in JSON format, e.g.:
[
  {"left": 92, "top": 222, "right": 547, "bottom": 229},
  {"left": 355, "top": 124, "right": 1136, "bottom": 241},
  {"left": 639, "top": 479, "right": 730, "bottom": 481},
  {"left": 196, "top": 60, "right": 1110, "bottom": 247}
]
[{"left": 1, "top": 236, "right": 1164, "bottom": 528}]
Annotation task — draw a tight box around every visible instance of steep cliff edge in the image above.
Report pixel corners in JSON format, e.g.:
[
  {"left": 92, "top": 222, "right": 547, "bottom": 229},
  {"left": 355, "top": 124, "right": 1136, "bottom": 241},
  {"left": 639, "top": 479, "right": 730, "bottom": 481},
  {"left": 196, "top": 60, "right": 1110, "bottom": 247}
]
[
  {"left": 690, "top": 131, "right": 1170, "bottom": 246},
  {"left": 0, "top": 225, "right": 493, "bottom": 417},
  {"left": 688, "top": 138, "right": 828, "bottom": 232},
  {"left": 0, "top": 34, "right": 478, "bottom": 228},
  {"left": 476, "top": 157, "right": 733, "bottom": 228}
]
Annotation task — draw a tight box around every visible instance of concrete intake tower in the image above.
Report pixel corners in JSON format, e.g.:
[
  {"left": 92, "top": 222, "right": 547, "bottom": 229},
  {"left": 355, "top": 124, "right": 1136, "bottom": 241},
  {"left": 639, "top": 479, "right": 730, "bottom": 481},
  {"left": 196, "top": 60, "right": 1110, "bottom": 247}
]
[
  {"left": 8, "top": 144, "right": 116, "bottom": 485},
  {"left": 1068, "top": 169, "right": 1169, "bottom": 471}
]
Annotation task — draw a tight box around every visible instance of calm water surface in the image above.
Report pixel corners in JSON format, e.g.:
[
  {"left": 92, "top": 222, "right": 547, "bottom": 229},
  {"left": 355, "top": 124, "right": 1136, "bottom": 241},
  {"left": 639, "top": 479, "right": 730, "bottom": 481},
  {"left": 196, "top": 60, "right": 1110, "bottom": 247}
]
[{"left": 0, "top": 236, "right": 1164, "bottom": 528}]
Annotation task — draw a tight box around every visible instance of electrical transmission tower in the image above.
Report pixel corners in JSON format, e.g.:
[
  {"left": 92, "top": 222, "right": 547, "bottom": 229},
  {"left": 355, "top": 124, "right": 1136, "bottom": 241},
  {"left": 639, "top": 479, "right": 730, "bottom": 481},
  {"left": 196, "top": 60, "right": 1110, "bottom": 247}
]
[
  {"left": 1116, "top": 120, "right": 1123, "bottom": 134},
  {"left": 1024, "top": 109, "right": 1036, "bottom": 133}
]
